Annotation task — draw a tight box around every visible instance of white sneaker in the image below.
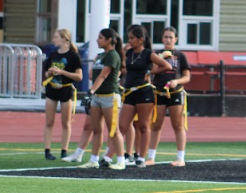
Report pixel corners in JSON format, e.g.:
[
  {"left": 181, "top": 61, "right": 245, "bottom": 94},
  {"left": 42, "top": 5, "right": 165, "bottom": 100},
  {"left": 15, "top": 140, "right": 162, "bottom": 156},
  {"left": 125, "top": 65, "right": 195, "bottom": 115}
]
[
  {"left": 77, "top": 161, "right": 99, "bottom": 169},
  {"left": 61, "top": 152, "right": 82, "bottom": 162},
  {"left": 109, "top": 162, "right": 126, "bottom": 170}
]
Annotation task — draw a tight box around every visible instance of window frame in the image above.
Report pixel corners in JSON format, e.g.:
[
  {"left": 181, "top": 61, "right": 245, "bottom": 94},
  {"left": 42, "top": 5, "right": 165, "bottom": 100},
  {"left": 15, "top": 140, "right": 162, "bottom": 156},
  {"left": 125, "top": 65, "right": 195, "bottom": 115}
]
[
  {"left": 78, "top": 0, "right": 220, "bottom": 51},
  {"left": 132, "top": 0, "right": 170, "bottom": 50},
  {"left": 178, "top": 0, "right": 220, "bottom": 50},
  {"left": 36, "top": 0, "right": 58, "bottom": 44}
]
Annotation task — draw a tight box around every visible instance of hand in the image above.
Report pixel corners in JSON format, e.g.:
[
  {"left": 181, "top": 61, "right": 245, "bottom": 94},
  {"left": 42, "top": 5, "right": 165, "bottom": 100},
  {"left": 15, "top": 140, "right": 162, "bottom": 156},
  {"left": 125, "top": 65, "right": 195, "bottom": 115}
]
[
  {"left": 167, "top": 80, "right": 178, "bottom": 88},
  {"left": 52, "top": 66, "right": 61, "bottom": 76},
  {"left": 87, "top": 89, "right": 94, "bottom": 96},
  {"left": 80, "top": 93, "right": 92, "bottom": 115},
  {"left": 47, "top": 68, "right": 53, "bottom": 77}
]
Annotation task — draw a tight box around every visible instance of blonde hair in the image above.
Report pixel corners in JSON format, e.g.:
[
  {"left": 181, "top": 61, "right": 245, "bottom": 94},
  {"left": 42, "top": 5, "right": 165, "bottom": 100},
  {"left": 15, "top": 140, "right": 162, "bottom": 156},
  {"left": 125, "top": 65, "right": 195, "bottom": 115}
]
[{"left": 56, "top": 28, "right": 78, "bottom": 53}]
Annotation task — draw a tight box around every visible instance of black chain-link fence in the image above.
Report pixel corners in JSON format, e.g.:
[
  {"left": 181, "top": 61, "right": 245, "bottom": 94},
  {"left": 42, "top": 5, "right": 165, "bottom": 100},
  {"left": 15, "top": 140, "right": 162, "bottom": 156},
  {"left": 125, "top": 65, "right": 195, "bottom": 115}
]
[{"left": 185, "top": 61, "right": 246, "bottom": 116}]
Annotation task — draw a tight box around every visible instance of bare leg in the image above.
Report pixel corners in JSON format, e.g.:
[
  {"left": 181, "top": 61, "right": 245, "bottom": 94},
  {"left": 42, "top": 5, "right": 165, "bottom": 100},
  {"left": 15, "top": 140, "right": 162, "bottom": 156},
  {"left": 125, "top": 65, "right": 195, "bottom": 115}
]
[
  {"left": 78, "top": 115, "right": 93, "bottom": 149},
  {"left": 145, "top": 105, "right": 166, "bottom": 165},
  {"left": 44, "top": 97, "right": 58, "bottom": 160},
  {"left": 125, "top": 121, "right": 135, "bottom": 156},
  {"left": 91, "top": 106, "right": 104, "bottom": 157},
  {"left": 149, "top": 105, "right": 166, "bottom": 149},
  {"left": 133, "top": 120, "right": 141, "bottom": 156},
  {"left": 60, "top": 99, "right": 73, "bottom": 151},
  {"left": 135, "top": 103, "right": 153, "bottom": 159},
  {"left": 102, "top": 107, "right": 124, "bottom": 157},
  {"left": 44, "top": 98, "right": 58, "bottom": 149},
  {"left": 169, "top": 105, "right": 186, "bottom": 166},
  {"left": 62, "top": 115, "right": 95, "bottom": 163},
  {"left": 169, "top": 105, "right": 186, "bottom": 151}
]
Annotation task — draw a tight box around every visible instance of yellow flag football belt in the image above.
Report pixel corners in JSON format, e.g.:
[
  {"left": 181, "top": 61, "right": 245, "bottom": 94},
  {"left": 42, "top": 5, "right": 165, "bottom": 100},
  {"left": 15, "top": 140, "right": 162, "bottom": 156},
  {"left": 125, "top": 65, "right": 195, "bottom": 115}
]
[
  {"left": 42, "top": 76, "right": 77, "bottom": 115},
  {"left": 121, "top": 83, "right": 150, "bottom": 102},
  {"left": 121, "top": 83, "right": 157, "bottom": 123}
]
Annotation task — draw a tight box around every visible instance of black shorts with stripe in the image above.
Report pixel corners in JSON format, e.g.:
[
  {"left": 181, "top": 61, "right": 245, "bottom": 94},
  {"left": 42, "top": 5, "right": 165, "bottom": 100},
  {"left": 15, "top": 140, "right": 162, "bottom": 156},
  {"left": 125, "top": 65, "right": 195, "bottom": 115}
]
[
  {"left": 157, "top": 90, "right": 185, "bottom": 106},
  {"left": 123, "top": 86, "right": 155, "bottom": 106}
]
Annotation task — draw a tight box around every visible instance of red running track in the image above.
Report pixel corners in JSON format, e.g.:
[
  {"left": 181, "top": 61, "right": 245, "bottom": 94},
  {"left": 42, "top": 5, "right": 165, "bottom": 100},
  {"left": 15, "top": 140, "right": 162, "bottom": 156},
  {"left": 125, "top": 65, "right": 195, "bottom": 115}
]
[{"left": 0, "top": 111, "right": 245, "bottom": 143}]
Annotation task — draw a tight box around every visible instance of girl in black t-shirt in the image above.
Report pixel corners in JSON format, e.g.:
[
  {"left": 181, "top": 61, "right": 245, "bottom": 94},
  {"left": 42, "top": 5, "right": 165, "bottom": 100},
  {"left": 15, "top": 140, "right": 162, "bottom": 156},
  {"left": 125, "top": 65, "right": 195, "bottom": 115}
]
[
  {"left": 119, "top": 25, "right": 172, "bottom": 168},
  {"left": 43, "top": 29, "right": 82, "bottom": 160},
  {"left": 146, "top": 27, "right": 191, "bottom": 167}
]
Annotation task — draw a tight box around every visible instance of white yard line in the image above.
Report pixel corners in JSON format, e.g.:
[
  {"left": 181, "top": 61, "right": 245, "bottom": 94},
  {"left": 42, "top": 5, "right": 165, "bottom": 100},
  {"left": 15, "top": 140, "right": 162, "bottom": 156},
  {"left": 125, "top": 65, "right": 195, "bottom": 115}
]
[{"left": 0, "top": 175, "right": 246, "bottom": 185}]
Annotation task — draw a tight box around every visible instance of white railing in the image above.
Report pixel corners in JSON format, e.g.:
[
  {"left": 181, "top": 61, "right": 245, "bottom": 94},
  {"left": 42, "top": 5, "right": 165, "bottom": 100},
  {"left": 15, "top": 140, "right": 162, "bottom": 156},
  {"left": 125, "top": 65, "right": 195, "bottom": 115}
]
[{"left": 0, "top": 44, "right": 43, "bottom": 98}]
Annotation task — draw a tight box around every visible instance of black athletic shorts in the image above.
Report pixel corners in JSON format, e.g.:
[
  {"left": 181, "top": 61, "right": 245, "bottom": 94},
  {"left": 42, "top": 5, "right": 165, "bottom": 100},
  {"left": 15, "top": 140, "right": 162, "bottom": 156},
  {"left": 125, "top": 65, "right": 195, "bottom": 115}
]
[
  {"left": 157, "top": 90, "right": 185, "bottom": 106},
  {"left": 124, "top": 86, "right": 154, "bottom": 106},
  {"left": 45, "top": 84, "right": 73, "bottom": 102}
]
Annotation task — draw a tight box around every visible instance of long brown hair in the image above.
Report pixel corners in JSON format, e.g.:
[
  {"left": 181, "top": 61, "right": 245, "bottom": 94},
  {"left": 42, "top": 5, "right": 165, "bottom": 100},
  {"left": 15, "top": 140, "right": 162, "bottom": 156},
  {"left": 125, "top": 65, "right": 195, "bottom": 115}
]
[
  {"left": 56, "top": 28, "right": 78, "bottom": 53},
  {"left": 100, "top": 28, "right": 125, "bottom": 70}
]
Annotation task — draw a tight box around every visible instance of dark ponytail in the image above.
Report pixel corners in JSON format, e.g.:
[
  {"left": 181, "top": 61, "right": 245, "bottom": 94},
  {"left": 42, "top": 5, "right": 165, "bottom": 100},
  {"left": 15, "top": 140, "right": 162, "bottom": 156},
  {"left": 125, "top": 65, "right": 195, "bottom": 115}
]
[
  {"left": 128, "top": 25, "right": 152, "bottom": 50},
  {"left": 115, "top": 35, "right": 125, "bottom": 70},
  {"left": 100, "top": 28, "right": 125, "bottom": 69}
]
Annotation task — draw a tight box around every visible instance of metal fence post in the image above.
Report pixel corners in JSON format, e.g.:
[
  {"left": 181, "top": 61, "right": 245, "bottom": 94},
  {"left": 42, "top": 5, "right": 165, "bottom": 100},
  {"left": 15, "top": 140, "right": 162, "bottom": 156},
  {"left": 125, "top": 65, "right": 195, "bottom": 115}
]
[{"left": 220, "top": 60, "right": 226, "bottom": 116}]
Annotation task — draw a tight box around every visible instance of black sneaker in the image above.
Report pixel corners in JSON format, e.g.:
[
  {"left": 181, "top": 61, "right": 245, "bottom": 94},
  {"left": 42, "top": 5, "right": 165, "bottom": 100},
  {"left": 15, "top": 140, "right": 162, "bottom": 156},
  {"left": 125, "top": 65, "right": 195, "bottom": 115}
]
[
  {"left": 61, "top": 152, "right": 67, "bottom": 158},
  {"left": 45, "top": 153, "right": 56, "bottom": 160},
  {"left": 133, "top": 153, "right": 139, "bottom": 161},
  {"left": 136, "top": 160, "right": 146, "bottom": 168},
  {"left": 99, "top": 158, "right": 110, "bottom": 167},
  {"left": 124, "top": 153, "right": 135, "bottom": 165},
  {"left": 61, "top": 150, "right": 67, "bottom": 158}
]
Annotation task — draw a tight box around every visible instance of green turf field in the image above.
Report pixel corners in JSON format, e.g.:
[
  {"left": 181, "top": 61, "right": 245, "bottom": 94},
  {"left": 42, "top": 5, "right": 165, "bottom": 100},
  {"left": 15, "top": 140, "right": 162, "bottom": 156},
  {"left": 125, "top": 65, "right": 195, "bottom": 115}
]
[{"left": 1, "top": 142, "right": 246, "bottom": 193}]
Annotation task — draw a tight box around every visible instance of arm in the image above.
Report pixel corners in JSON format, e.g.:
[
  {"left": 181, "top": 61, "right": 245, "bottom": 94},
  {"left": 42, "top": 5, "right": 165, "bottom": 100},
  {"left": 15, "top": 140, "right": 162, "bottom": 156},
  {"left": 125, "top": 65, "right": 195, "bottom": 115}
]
[
  {"left": 90, "top": 66, "right": 112, "bottom": 94},
  {"left": 52, "top": 67, "right": 83, "bottom": 81},
  {"left": 150, "top": 52, "right": 172, "bottom": 74},
  {"left": 89, "top": 68, "right": 93, "bottom": 80},
  {"left": 168, "top": 69, "right": 191, "bottom": 88}
]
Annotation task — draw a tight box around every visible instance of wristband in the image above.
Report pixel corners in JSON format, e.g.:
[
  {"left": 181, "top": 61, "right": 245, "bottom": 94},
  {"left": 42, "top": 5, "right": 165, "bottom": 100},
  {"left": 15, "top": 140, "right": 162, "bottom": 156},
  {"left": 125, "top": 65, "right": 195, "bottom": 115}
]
[{"left": 147, "top": 70, "right": 151, "bottom": 76}]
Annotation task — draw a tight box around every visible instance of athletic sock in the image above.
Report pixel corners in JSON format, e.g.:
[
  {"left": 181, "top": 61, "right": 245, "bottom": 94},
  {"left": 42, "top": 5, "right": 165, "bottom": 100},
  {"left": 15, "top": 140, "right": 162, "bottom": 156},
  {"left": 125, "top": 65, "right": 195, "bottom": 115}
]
[
  {"left": 137, "top": 157, "right": 145, "bottom": 162},
  {"left": 148, "top": 149, "right": 156, "bottom": 160},
  {"left": 91, "top": 155, "right": 99, "bottom": 163},
  {"left": 177, "top": 150, "right": 185, "bottom": 161},
  {"left": 117, "top": 156, "right": 125, "bottom": 163},
  {"left": 75, "top": 147, "right": 84, "bottom": 155}
]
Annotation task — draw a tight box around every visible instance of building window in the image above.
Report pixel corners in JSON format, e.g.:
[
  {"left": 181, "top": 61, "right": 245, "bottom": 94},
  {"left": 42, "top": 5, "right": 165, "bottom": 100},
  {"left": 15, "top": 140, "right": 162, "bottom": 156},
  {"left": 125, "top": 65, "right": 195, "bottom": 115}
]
[
  {"left": 183, "top": 0, "right": 213, "bottom": 16},
  {"left": 133, "top": 0, "right": 167, "bottom": 47},
  {"left": 109, "top": 20, "right": 119, "bottom": 33},
  {"left": 142, "top": 21, "right": 165, "bottom": 44},
  {"left": 123, "top": 0, "right": 132, "bottom": 43},
  {"left": 200, "top": 22, "right": 211, "bottom": 45},
  {"left": 109, "top": 0, "right": 123, "bottom": 41},
  {"left": 36, "top": 0, "right": 57, "bottom": 44},
  {"left": 136, "top": 0, "right": 167, "bottom": 15},
  {"left": 182, "top": 0, "right": 215, "bottom": 49},
  {"left": 111, "top": 0, "right": 120, "bottom": 13},
  {"left": 76, "top": 0, "right": 86, "bottom": 42},
  {"left": 81, "top": 0, "right": 218, "bottom": 50}
]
